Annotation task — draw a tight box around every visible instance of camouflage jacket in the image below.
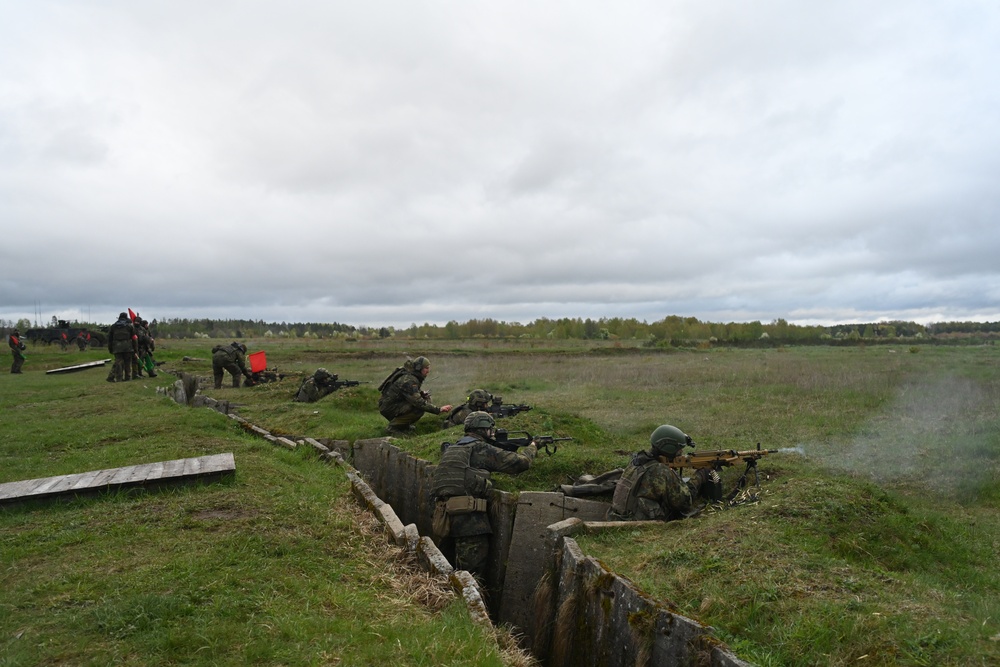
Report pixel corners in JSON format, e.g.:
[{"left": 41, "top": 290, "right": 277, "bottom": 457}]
[
  {"left": 430, "top": 433, "right": 535, "bottom": 537},
  {"left": 107, "top": 319, "right": 137, "bottom": 355},
  {"left": 294, "top": 374, "right": 337, "bottom": 403},
  {"left": 442, "top": 402, "right": 479, "bottom": 428},
  {"left": 609, "top": 452, "right": 697, "bottom": 521},
  {"left": 378, "top": 369, "right": 440, "bottom": 417},
  {"left": 212, "top": 344, "right": 249, "bottom": 374}
]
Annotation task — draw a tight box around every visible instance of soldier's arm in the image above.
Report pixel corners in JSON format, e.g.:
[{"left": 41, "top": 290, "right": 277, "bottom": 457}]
[
  {"left": 482, "top": 443, "right": 536, "bottom": 475},
  {"left": 397, "top": 378, "right": 443, "bottom": 414}
]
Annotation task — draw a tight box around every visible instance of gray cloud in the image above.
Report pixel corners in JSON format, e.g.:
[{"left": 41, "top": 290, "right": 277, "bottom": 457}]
[{"left": 2, "top": 1, "right": 999, "bottom": 329}]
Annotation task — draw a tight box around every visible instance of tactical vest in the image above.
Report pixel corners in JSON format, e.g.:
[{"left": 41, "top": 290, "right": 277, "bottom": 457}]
[
  {"left": 610, "top": 460, "right": 658, "bottom": 517},
  {"left": 377, "top": 367, "right": 407, "bottom": 393},
  {"left": 111, "top": 322, "right": 132, "bottom": 343},
  {"left": 430, "top": 440, "right": 492, "bottom": 499}
]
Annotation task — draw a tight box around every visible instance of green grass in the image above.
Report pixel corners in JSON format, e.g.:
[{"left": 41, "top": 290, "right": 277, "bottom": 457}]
[
  {"left": 4, "top": 339, "right": 1000, "bottom": 665},
  {"left": 0, "top": 352, "right": 521, "bottom": 667}
]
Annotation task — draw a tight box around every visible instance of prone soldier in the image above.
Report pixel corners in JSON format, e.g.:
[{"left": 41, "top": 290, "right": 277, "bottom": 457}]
[{"left": 607, "top": 424, "right": 713, "bottom": 522}]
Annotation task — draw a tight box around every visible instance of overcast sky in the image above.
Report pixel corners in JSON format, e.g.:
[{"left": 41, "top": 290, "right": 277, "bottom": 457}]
[{"left": 2, "top": 1, "right": 999, "bottom": 329}]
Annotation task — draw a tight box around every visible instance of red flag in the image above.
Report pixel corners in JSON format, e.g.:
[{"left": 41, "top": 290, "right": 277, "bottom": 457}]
[{"left": 128, "top": 308, "right": 136, "bottom": 322}]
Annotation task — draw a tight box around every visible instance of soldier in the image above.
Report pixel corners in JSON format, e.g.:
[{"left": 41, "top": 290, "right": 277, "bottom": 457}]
[
  {"left": 442, "top": 388, "right": 492, "bottom": 428},
  {"left": 75, "top": 331, "right": 90, "bottom": 351},
  {"left": 377, "top": 356, "right": 452, "bottom": 434},
  {"left": 8, "top": 328, "right": 26, "bottom": 374},
  {"left": 293, "top": 368, "right": 340, "bottom": 403},
  {"left": 134, "top": 319, "right": 157, "bottom": 378},
  {"left": 212, "top": 341, "right": 254, "bottom": 389},
  {"left": 106, "top": 312, "right": 138, "bottom": 382},
  {"left": 607, "top": 424, "right": 713, "bottom": 522},
  {"left": 429, "top": 411, "right": 536, "bottom": 576}
]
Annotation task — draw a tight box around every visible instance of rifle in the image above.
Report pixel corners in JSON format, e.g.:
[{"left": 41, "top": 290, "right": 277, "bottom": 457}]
[
  {"left": 486, "top": 396, "right": 532, "bottom": 418},
  {"left": 249, "top": 368, "right": 292, "bottom": 384},
  {"left": 328, "top": 379, "right": 367, "bottom": 391},
  {"left": 493, "top": 429, "right": 573, "bottom": 456},
  {"left": 667, "top": 443, "right": 778, "bottom": 500}
]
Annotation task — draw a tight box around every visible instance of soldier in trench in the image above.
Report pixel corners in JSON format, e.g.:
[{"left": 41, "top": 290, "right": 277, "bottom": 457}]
[{"left": 429, "top": 411, "right": 536, "bottom": 577}]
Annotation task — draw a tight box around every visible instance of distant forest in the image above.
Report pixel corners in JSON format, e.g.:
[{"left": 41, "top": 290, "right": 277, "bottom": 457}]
[{"left": 7, "top": 315, "right": 996, "bottom": 347}]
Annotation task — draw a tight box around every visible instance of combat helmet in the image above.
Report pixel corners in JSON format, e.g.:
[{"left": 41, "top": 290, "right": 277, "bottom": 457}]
[
  {"left": 464, "top": 410, "right": 496, "bottom": 433},
  {"left": 411, "top": 356, "right": 430, "bottom": 372},
  {"left": 649, "top": 424, "right": 692, "bottom": 458},
  {"left": 315, "top": 368, "right": 337, "bottom": 382},
  {"left": 467, "top": 389, "right": 492, "bottom": 407}
]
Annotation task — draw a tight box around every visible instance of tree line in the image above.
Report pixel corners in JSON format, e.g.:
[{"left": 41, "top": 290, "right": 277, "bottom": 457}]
[{"left": 4, "top": 315, "right": 999, "bottom": 346}]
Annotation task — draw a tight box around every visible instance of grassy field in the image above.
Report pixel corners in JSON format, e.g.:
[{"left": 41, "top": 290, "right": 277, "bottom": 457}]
[
  {"left": 3, "top": 338, "right": 999, "bottom": 665},
  {"left": 0, "top": 345, "right": 529, "bottom": 667}
]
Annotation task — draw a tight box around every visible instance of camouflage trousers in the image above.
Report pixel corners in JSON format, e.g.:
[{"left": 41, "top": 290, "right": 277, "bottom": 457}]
[
  {"left": 385, "top": 407, "right": 425, "bottom": 429},
  {"left": 10, "top": 350, "right": 25, "bottom": 374},
  {"left": 213, "top": 361, "right": 244, "bottom": 389},
  {"left": 454, "top": 535, "right": 490, "bottom": 576},
  {"left": 108, "top": 352, "right": 134, "bottom": 381}
]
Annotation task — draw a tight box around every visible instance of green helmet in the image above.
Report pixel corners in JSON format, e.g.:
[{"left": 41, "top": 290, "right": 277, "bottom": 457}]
[
  {"left": 411, "top": 356, "right": 430, "bottom": 372},
  {"left": 649, "top": 424, "right": 691, "bottom": 457},
  {"left": 464, "top": 411, "right": 496, "bottom": 432},
  {"left": 468, "top": 389, "right": 492, "bottom": 407}
]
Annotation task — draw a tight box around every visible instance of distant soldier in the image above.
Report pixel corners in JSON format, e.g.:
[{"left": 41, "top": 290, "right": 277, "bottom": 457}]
[
  {"left": 377, "top": 356, "right": 452, "bottom": 434},
  {"left": 607, "top": 424, "right": 713, "bottom": 522},
  {"left": 430, "top": 411, "right": 536, "bottom": 576},
  {"left": 442, "top": 389, "right": 493, "bottom": 428},
  {"left": 106, "top": 312, "right": 138, "bottom": 382},
  {"left": 212, "top": 341, "right": 254, "bottom": 388},
  {"left": 75, "top": 331, "right": 90, "bottom": 351},
  {"left": 293, "top": 368, "right": 340, "bottom": 403},
  {"left": 134, "top": 319, "right": 157, "bottom": 378},
  {"left": 8, "top": 328, "right": 26, "bottom": 374}
]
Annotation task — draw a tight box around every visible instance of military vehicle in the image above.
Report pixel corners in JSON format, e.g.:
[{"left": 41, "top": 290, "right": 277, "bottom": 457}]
[{"left": 24, "top": 320, "right": 107, "bottom": 348}]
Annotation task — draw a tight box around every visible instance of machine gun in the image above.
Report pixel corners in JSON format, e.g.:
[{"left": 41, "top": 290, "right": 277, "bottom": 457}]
[
  {"left": 493, "top": 429, "right": 573, "bottom": 456},
  {"left": 667, "top": 443, "right": 778, "bottom": 500},
  {"left": 486, "top": 396, "right": 533, "bottom": 418}
]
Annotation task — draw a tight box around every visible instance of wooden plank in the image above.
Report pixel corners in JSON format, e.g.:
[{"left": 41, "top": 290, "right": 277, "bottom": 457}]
[
  {"left": 0, "top": 453, "right": 236, "bottom": 505},
  {"left": 45, "top": 359, "right": 112, "bottom": 375}
]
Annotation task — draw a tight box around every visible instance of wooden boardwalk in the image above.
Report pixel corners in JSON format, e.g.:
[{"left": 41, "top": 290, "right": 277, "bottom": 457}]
[{"left": 0, "top": 453, "right": 236, "bottom": 505}]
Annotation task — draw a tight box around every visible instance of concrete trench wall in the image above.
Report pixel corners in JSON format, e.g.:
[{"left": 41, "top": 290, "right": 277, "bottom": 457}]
[
  {"left": 180, "top": 389, "right": 752, "bottom": 666},
  {"left": 352, "top": 437, "right": 752, "bottom": 667}
]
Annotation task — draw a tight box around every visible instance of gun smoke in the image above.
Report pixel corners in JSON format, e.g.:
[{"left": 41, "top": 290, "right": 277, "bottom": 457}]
[{"left": 807, "top": 374, "right": 999, "bottom": 501}]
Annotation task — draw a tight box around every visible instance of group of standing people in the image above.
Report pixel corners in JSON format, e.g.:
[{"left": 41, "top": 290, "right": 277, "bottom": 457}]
[{"left": 106, "top": 311, "right": 157, "bottom": 382}]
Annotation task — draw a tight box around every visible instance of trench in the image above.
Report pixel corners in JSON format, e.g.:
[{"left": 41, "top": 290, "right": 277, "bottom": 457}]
[{"left": 174, "top": 386, "right": 752, "bottom": 667}]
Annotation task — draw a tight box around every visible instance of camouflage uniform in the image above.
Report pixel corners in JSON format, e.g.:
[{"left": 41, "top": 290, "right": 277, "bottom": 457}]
[
  {"left": 293, "top": 368, "right": 338, "bottom": 403},
  {"left": 75, "top": 332, "right": 89, "bottom": 351},
  {"left": 429, "top": 432, "right": 535, "bottom": 576},
  {"left": 378, "top": 358, "right": 444, "bottom": 431},
  {"left": 8, "top": 330, "right": 26, "bottom": 374},
  {"left": 134, "top": 320, "right": 156, "bottom": 377},
  {"left": 212, "top": 342, "right": 253, "bottom": 388},
  {"left": 442, "top": 389, "right": 492, "bottom": 428},
  {"left": 607, "top": 451, "right": 705, "bottom": 521},
  {"left": 106, "top": 314, "right": 137, "bottom": 382}
]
